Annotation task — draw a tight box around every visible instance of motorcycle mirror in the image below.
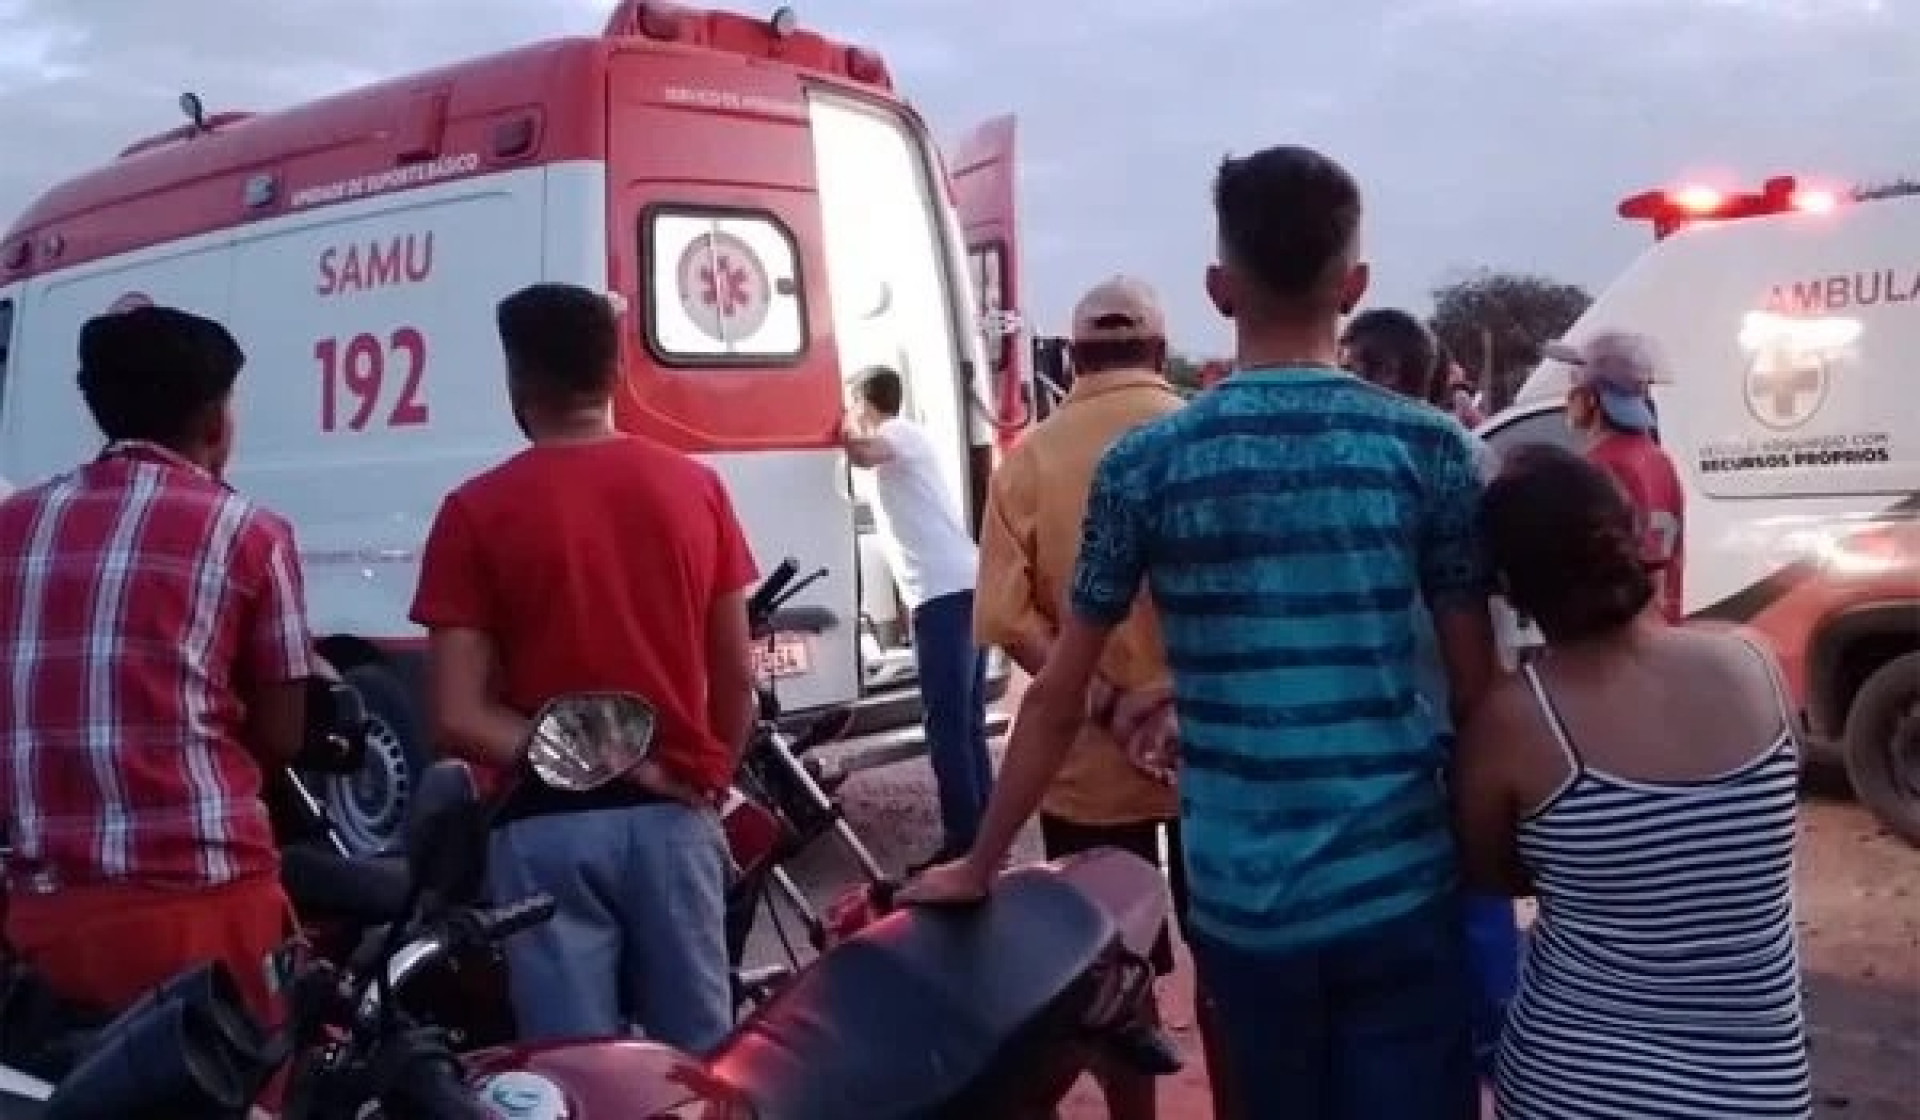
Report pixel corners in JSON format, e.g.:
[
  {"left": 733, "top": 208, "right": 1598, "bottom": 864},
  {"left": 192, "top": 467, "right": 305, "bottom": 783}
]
[
  {"left": 405, "top": 761, "right": 488, "bottom": 912},
  {"left": 524, "top": 692, "right": 657, "bottom": 793}
]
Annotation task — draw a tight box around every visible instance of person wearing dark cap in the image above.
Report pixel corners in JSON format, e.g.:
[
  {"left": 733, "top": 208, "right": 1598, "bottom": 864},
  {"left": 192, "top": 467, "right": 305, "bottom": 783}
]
[
  {"left": 1544, "top": 331, "right": 1686, "bottom": 624},
  {"left": 0, "top": 305, "right": 319, "bottom": 1026}
]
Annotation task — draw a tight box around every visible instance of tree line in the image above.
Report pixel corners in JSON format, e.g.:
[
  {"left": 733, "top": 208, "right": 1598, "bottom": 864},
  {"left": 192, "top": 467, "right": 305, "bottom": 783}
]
[{"left": 1163, "top": 177, "right": 1917, "bottom": 408}]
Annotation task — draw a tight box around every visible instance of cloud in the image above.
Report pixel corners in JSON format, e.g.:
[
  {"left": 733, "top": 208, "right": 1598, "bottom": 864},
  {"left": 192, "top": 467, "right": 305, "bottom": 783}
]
[{"left": 0, "top": 0, "right": 1911, "bottom": 349}]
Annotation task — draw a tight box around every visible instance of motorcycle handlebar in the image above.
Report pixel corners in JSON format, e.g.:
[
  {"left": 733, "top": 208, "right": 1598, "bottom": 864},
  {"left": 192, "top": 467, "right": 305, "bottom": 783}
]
[
  {"left": 356, "top": 895, "right": 556, "bottom": 1026},
  {"left": 746, "top": 557, "right": 799, "bottom": 626},
  {"left": 746, "top": 558, "right": 830, "bottom": 636}
]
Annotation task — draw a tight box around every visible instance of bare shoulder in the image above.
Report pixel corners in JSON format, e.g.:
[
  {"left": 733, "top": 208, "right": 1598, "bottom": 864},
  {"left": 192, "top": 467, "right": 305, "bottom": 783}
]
[{"left": 1659, "top": 623, "right": 1788, "bottom": 723}]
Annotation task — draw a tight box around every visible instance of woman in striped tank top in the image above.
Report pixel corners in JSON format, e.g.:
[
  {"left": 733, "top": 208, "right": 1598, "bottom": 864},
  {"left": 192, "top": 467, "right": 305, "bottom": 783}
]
[{"left": 1452, "top": 444, "right": 1812, "bottom": 1120}]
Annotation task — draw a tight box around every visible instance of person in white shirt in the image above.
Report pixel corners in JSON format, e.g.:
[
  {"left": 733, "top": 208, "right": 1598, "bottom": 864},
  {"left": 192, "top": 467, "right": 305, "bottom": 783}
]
[{"left": 843, "top": 367, "right": 992, "bottom": 869}]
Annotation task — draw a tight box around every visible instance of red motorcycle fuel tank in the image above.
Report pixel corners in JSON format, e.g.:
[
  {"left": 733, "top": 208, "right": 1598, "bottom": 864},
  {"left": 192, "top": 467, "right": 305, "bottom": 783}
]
[{"left": 466, "top": 1040, "right": 756, "bottom": 1119}]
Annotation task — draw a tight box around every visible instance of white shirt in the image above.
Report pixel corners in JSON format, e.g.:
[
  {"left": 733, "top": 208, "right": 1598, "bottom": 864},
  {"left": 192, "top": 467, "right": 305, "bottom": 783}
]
[{"left": 866, "top": 416, "right": 977, "bottom": 610}]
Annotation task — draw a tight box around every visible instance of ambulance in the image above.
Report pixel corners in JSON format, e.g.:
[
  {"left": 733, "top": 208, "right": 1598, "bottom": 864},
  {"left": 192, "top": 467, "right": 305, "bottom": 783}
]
[
  {"left": 0, "top": 2, "right": 1029, "bottom": 854},
  {"left": 1479, "top": 176, "right": 1920, "bottom": 845}
]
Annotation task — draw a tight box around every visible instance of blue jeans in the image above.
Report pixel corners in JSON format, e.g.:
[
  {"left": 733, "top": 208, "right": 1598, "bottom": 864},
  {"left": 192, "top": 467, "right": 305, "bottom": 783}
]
[
  {"left": 1189, "top": 898, "right": 1479, "bottom": 1120},
  {"left": 1464, "top": 892, "right": 1520, "bottom": 1076},
  {"left": 911, "top": 590, "right": 992, "bottom": 852},
  {"left": 487, "top": 803, "right": 733, "bottom": 1053}
]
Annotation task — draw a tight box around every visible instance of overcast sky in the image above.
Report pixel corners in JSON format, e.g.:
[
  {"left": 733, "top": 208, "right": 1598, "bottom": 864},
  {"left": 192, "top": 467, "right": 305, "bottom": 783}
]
[{"left": 0, "top": 0, "right": 1911, "bottom": 350}]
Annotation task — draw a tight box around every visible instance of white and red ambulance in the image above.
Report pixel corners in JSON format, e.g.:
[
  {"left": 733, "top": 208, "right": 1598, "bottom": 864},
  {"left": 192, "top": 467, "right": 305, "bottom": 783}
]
[
  {"left": 0, "top": 2, "right": 1031, "bottom": 853},
  {"left": 1480, "top": 177, "right": 1920, "bottom": 845}
]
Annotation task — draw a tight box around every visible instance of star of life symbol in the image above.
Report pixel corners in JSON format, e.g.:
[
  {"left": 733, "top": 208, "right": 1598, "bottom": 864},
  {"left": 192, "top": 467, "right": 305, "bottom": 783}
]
[{"left": 676, "top": 230, "right": 770, "bottom": 344}]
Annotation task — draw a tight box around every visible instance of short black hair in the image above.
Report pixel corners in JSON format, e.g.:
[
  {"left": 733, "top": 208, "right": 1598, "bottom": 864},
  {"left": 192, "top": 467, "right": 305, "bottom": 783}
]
[
  {"left": 855, "top": 367, "right": 903, "bottom": 415},
  {"left": 1070, "top": 336, "right": 1164, "bottom": 375},
  {"left": 1341, "top": 308, "right": 1435, "bottom": 400},
  {"left": 1213, "top": 146, "right": 1361, "bottom": 309},
  {"left": 496, "top": 283, "right": 619, "bottom": 402},
  {"left": 76, "top": 306, "right": 243, "bottom": 447},
  {"left": 1482, "top": 443, "right": 1654, "bottom": 642}
]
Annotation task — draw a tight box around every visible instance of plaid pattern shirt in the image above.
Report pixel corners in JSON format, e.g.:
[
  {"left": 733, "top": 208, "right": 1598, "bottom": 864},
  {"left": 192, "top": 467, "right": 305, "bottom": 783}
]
[{"left": 0, "top": 442, "right": 317, "bottom": 890}]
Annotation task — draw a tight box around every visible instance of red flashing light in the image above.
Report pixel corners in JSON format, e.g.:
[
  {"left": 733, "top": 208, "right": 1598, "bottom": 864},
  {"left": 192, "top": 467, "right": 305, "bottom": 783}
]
[
  {"left": 1669, "top": 184, "right": 1724, "bottom": 214},
  {"left": 1618, "top": 174, "right": 1842, "bottom": 241},
  {"left": 1791, "top": 187, "right": 1839, "bottom": 213}
]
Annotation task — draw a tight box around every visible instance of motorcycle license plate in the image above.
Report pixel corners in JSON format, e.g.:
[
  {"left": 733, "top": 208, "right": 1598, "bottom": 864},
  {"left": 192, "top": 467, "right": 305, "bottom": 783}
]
[{"left": 751, "top": 635, "right": 811, "bottom": 680}]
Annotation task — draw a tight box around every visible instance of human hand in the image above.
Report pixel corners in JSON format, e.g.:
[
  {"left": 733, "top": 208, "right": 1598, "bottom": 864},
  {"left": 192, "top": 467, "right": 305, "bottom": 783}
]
[
  {"left": 1106, "top": 683, "right": 1173, "bottom": 746},
  {"left": 630, "top": 759, "right": 712, "bottom": 811},
  {"left": 896, "top": 853, "right": 994, "bottom": 907},
  {"left": 1120, "top": 700, "right": 1180, "bottom": 786}
]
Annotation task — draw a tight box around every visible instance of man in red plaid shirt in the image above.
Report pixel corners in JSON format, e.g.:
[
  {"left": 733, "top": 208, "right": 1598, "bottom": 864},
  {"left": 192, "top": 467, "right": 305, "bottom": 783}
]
[{"left": 0, "top": 306, "right": 317, "bottom": 1023}]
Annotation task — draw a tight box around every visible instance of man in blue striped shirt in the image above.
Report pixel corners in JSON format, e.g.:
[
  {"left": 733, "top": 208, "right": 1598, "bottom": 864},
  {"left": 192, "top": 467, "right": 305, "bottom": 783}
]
[{"left": 904, "top": 145, "right": 1497, "bottom": 1119}]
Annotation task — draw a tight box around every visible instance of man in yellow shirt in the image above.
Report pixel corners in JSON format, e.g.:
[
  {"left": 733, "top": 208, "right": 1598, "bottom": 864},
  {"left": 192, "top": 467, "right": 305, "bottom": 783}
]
[{"left": 973, "top": 276, "right": 1223, "bottom": 1120}]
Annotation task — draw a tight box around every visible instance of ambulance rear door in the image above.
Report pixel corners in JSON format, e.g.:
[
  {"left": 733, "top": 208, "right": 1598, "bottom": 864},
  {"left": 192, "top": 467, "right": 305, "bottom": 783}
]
[
  {"left": 607, "top": 56, "right": 861, "bottom": 716},
  {"left": 948, "top": 115, "right": 1028, "bottom": 446}
]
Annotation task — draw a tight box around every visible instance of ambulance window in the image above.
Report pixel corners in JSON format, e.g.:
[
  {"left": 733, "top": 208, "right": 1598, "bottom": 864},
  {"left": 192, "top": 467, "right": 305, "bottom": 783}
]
[
  {"left": 643, "top": 209, "right": 805, "bottom": 365},
  {"left": 969, "top": 242, "right": 1011, "bottom": 372}
]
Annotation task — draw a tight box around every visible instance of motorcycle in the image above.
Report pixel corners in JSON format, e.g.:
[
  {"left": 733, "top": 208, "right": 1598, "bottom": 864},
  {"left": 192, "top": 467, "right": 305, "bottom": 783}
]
[
  {"left": 271, "top": 680, "right": 517, "bottom": 1052},
  {"left": 722, "top": 557, "right": 897, "bottom": 1005},
  {"left": 0, "top": 671, "right": 515, "bottom": 1082},
  {"left": 4, "top": 690, "right": 1178, "bottom": 1119}
]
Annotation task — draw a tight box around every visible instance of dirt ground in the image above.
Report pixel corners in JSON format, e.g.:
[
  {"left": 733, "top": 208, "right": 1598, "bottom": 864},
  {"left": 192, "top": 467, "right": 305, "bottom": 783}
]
[{"left": 1056, "top": 767, "right": 1920, "bottom": 1119}]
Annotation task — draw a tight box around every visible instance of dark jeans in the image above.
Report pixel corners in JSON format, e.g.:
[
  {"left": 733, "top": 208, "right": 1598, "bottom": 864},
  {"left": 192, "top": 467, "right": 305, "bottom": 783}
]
[
  {"left": 911, "top": 589, "right": 992, "bottom": 853},
  {"left": 1189, "top": 898, "right": 1478, "bottom": 1120}
]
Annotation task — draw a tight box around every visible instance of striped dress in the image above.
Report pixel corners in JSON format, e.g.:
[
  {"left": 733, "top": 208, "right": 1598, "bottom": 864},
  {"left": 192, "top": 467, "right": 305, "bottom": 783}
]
[{"left": 1497, "top": 662, "right": 1813, "bottom": 1120}]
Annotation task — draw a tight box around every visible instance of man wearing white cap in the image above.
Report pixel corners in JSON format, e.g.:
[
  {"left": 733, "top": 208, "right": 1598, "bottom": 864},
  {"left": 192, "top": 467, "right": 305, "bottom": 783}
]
[{"left": 1544, "top": 331, "right": 1686, "bottom": 623}]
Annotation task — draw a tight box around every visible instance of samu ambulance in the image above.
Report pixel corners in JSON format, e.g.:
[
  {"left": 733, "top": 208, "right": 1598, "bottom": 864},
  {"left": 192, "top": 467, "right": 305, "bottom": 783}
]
[
  {"left": 1480, "top": 176, "right": 1920, "bottom": 845},
  {"left": 0, "top": 2, "right": 1030, "bottom": 854}
]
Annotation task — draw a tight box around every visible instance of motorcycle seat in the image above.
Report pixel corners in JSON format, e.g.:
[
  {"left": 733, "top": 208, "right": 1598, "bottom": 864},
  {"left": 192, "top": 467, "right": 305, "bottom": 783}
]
[
  {"left": 279, "top": 844, "right": 412, "bottom": 925},
  {"left": 707, "top": 863, "right": 1116, "bottom": 1120}
]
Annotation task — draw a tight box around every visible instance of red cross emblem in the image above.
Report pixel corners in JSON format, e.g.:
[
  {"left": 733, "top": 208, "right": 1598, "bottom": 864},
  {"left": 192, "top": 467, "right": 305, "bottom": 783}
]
[{"left": 1744, "top": 360, "right": 1828, "bottom": 431}]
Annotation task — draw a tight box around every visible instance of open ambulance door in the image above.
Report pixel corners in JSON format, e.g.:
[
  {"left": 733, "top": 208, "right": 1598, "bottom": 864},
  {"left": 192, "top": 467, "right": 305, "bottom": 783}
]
[{"left": 948, "top": 114, "right": 1027, "bottom": 478}]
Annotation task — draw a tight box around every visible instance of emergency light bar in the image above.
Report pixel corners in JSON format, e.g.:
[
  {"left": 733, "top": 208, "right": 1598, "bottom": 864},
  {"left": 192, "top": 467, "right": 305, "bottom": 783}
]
[{"left": 1618, "top": 175, "right": 1841, "bottom": 240}]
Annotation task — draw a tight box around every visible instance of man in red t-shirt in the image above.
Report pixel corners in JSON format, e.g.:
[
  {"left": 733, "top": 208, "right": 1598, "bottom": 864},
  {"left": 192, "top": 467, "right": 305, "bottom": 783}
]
[
  {"left": 409, "top": 284, "right": 757, "bottom": 1050},
  {"left": 1545, "top": 331, "right": 1686, "bottom": 623},
  {"left": 0, "top": 307, "right": 316, "bottom": 1026}
]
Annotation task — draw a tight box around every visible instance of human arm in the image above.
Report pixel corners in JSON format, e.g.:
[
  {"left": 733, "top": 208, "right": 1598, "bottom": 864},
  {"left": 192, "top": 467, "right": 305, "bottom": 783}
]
[
  {"left": 705, "top": 478, "right": 759, "bottom": 763},
  {"left": 840, "top": 413, "right": 898, "bottom": 468},
  {"left": 424, "top": 628, "right": 529, "bottom": 768},
  {"left": 236, "top": 514, "right": 323, "bottom": 767},
  {"left": 1451, "top": 686, "right": 1536, "bottom": 896},
  {"left": 903, "top": 439, "right": 1152, "bottom": 902},
  {"left": 1422, "top": 429, "right": 1499, "bottom": 725},
  {"left": 409, "top": 497, "right": 528, "bottom": 767}
]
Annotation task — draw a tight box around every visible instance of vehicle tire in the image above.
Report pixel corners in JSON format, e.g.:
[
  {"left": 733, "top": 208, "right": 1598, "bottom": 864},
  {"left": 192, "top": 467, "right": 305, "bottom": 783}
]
[
  {"left": 315, "top": 663, "right": 429, "bottom": 857},
  {"left": 1842, "top": 651, "right": 1920, "bottom": 848}
]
